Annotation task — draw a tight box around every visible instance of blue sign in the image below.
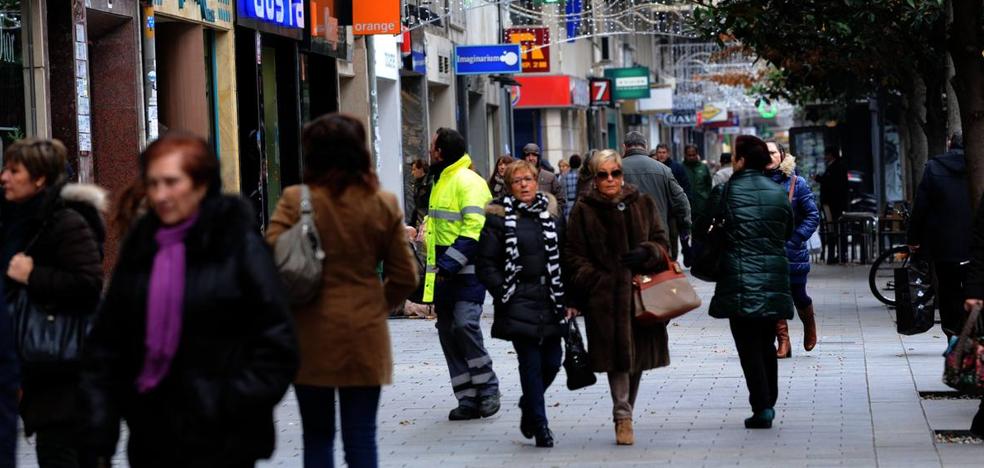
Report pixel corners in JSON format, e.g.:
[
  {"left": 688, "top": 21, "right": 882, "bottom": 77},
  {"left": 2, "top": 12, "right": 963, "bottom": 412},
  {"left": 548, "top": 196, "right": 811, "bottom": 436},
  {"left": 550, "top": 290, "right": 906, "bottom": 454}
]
[
  {"left": 412, "top": 51, "right": 427, "bottom": 75},
  {"left": 454, "top": 44, "right": 523, "bottom": 75},
  {"left": 239, "top": 0, "right": 304, "bottom": 29}
]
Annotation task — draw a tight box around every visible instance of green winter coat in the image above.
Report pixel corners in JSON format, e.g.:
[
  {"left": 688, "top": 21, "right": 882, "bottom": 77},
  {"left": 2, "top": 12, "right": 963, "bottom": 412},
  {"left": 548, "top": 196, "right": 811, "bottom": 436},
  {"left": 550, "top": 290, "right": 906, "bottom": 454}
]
[
  {"left": 705, "top": 169, "right": 795, "bottom": 320},
  {"left": 683, "top": 160, "right": 713, "bottom": 221}
]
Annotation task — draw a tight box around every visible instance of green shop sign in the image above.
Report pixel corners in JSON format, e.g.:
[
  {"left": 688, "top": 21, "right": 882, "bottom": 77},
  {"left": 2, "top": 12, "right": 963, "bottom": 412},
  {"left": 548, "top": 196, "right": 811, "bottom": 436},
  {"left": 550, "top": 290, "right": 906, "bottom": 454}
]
[{"left": 603, "top": 67, "right": 651, "bottom": 100}]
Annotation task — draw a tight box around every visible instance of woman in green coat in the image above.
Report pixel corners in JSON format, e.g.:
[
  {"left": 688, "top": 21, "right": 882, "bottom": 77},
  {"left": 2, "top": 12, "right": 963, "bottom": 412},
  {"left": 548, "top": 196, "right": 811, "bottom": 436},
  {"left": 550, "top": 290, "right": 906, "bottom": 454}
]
[{"left": 701, "top": 135, "right": 794, "bottom": 429}]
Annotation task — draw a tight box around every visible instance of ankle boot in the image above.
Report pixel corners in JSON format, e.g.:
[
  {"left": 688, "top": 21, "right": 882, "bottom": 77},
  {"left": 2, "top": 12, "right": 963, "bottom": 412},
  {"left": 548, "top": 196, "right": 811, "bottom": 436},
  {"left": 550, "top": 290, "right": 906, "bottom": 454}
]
[
  {"left": 798, "top": 304, "right": 817, "bottom": 351},
  {"left": 615, "top": 419, "right": 634, "bottom": 445},
  {"left": 776, "top": 320, "right": 792, "bottom": 359},
  {"left": 744, "top": 408, "right": 775, "bottom": 429}
]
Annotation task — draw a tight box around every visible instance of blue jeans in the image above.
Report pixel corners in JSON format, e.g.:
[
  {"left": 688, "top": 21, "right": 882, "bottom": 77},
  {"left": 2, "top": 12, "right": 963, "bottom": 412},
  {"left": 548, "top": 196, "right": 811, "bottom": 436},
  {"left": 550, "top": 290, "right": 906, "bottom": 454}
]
[
  {"left": 294, "top": 385, "right": 381, "bottom": 468},
  {"left": 513, "top": 337, "right": 562, "bottom": 427}
]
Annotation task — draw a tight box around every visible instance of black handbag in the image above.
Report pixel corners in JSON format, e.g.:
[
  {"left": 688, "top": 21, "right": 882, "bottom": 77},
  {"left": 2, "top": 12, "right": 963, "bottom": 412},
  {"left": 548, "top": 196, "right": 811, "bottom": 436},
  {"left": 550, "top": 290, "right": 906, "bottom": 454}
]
[
  {"left": 895, "top": 254, "right": 935, "bottom": 335},
  {"left": 6, "top": 287, "right": 91, "bottom": 365},
  {"left": 691, "top": 182, "right": 730, "bottom": 282},
  {"left": 563, "top": 319, "right": 596, "bottom": 390}
]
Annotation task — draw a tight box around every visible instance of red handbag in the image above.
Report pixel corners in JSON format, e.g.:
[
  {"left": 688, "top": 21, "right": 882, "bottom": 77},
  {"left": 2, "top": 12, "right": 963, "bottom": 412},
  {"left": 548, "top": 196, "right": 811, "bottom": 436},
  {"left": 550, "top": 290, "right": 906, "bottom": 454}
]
[{"left": 632, "top": 245, "right": 702, "bottom": 325}]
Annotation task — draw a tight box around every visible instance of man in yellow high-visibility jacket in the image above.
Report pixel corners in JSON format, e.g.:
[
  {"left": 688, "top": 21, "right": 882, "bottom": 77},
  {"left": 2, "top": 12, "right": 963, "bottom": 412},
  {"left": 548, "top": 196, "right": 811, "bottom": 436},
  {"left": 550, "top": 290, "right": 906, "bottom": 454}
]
[{"left": 424, "top": 128, "right": 500, "bottom": 421}]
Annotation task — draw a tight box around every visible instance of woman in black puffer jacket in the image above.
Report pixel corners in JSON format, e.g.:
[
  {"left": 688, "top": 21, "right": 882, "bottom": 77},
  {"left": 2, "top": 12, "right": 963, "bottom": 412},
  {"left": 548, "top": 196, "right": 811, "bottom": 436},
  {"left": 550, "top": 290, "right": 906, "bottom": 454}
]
[
  {"left": 477, "top": 160, "right": 573, "bottom": 449},
  {"left": 1, "top": 138, "right": 105, "bottom": 468}
]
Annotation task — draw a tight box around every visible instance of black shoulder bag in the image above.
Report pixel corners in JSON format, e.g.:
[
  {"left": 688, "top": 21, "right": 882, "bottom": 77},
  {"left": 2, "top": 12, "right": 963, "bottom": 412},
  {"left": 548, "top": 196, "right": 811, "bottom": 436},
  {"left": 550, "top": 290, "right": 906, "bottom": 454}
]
[
  {"left": 691, "top": 182, "right": 731, "bottom": 283},
  {"left": 6, "top": 224, "right": 93, "bottom": 366}
]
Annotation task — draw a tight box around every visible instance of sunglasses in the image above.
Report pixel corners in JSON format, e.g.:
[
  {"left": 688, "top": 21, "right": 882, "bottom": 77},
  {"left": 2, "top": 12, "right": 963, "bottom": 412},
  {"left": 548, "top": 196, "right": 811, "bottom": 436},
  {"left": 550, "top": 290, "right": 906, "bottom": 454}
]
[{"left": 595, "top": 169, "right": 624, "bottom": 180}]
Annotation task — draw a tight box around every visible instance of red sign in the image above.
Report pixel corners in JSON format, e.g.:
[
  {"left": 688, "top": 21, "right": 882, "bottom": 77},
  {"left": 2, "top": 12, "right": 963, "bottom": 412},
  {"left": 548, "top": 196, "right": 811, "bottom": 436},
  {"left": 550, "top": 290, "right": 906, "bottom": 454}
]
[
  {"left": 513, "top": 76, "right": 572, "bottom": 108},
  {"left": 590, "top": 78, "right": 612, "bottom": 107},
  {"left": 504, "top": 27, "right": 550, "bottom": 73}
]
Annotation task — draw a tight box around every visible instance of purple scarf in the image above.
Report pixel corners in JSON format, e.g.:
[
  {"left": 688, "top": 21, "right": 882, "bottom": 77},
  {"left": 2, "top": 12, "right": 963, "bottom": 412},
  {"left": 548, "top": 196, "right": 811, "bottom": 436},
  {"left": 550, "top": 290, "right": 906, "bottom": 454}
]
[{"left": 136, "top": 213, "right": 199, "bottom": 393}]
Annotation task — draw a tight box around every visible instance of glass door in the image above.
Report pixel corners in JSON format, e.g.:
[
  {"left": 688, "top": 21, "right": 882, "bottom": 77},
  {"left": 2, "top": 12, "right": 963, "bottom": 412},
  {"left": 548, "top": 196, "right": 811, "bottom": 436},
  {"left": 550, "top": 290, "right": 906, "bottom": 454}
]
[{"left": 261, "top": 46, "right": 281, "bottom": 220}]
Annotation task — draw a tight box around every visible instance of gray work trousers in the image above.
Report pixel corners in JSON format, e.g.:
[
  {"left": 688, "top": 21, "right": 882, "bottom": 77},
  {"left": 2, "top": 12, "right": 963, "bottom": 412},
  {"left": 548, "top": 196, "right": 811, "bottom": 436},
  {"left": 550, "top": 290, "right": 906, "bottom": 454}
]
[{"left": 435, "top": 299, "right": 499, "bottom": 408}]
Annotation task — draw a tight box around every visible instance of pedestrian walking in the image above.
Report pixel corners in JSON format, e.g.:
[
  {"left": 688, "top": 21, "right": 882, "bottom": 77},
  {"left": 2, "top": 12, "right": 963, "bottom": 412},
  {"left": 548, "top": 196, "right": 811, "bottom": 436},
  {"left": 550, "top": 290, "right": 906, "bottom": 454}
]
[
  {"left": 907, "top": 134, "right": 972, "bottom": 340},
  {"left": 80, "top": 133, "right": 299, "bottom": 468},
  {"left": 0, "top": 247, "right": 13, "bottom": 468},
  {"left": 713, "top": 152, "right": 733, "bottom": 187},
  {"left": 652, "top": 143, "right": 692, "bottom": 196},
  {"left": 962, "top": 192, "right": 984, "bottom": 438},
  {"left": 766, "top": 140, "right": 820, "bottom": 358},
  {"left": 1, "top": 138, "right": 105, "bottom": 468},
  {"left": 409, "top": 159, "right": 432, "bottom": 228},
  {"left": 560, "top": 155, "right": 581, "bottom": 219},
  {"left": 576, "top": 149, "right": 598, "bottom": 196},
  {"left": 476, "top": 160, "right": 573, "bottom": 448},
  {"left": 815, "top": 147, "right": 848, "bottom": 263},
  {"left": 701, "top": 135, "right": 793, "bottom": 429},
  {"left": 488, "top": 155, "right": 515, "bottom": 200},
  {"left": 267, "top": 114, "right": 419, "bottom": 467},
  {"left": 422, "top": 128, "right": 501, "bottom": 420},
  {"left": 564, "top": 149, "right": 671, "bottom": 446},
  {"left": 682, "top": 144, "right": 713, "bottom": 229},
  {"left": 521, "top": 144, "right": 566, "bottom": 214},
  {"left": 620, "top": 133, "right": 690, "bottom": 262}
]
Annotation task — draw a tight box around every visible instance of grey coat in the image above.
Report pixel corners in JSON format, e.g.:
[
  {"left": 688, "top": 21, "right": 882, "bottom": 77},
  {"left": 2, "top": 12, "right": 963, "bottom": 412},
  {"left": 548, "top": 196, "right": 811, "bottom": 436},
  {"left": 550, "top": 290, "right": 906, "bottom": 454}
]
[{"left": 621, "top": 149, "right": 692, "bottom": 233}]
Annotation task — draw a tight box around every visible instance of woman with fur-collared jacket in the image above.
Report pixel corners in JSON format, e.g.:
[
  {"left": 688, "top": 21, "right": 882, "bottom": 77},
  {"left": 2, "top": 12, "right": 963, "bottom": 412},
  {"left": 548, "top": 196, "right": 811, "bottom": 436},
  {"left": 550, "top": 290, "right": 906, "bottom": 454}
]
[
  {"left": 563, "top": 149, "right": 671, "bottom": 446},
  {"left": 476, "top": 160, "right": 570, "bottom": 449},
  {"left": 765, "top": 140, "right": 820, "bottom": 359},
  {"left": 1, "top": 138, "right": 106, "bottom": 467}
]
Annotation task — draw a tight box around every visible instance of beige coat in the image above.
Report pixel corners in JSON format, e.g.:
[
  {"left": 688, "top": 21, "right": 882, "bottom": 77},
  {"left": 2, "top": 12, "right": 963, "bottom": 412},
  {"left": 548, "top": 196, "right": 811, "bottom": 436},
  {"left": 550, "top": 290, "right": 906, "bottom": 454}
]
[{"left": 267, "top": 184, "right": 418, "bottom": 387}]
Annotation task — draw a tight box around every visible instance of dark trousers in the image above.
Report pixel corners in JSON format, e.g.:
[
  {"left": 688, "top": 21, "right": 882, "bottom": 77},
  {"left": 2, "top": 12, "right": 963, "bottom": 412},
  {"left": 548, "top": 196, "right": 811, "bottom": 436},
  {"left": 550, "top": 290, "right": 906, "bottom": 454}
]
[
  {"left": 972, "top": 399, "right": 984, "bottom": 435},
  {"left": 34, "top": 424, "right": 97, "bottom": 468},
  {"left": 434, "top": 298, "right": 499, "bottom": 407},
  {"left": 729, "top": 318, "right": 779, "bottom": 413},
  {"left": 933, "top": 261, "right": 967, "bottom": 338},
  {"left": 512, "top": 337, "right": 562, "bottom": 428},
  {"left": 295, "top": 385, "right": 381, "bottom": 468},
  {"left": 0, "top": 383, "right": 14, "bottom": 468},
  {"left": 791, "top": 282, "right": 813, "bottom": 309}
]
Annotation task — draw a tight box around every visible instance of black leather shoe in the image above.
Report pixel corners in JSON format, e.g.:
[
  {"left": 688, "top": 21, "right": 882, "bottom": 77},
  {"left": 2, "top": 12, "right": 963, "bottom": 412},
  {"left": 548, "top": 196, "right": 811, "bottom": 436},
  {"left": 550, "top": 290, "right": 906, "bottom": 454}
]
[
  {"left": 534, "top": 425, "right": 554, "bottom": 447},
  {"left": 479, "top": 392, "right": 501, "bottom": 418},
  {"left": 520, "top": 413, "right": 535, "bottom": 439},
  {"left": 448, "top": 405, "right": 480, "bottom": 421}
]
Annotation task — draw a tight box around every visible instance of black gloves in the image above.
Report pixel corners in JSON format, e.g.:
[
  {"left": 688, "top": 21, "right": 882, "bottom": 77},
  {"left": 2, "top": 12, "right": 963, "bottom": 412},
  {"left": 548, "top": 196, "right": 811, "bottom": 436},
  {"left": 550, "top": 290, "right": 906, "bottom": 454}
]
[{"left": 620, "top": 246, "right": 656, "bottom": 273}]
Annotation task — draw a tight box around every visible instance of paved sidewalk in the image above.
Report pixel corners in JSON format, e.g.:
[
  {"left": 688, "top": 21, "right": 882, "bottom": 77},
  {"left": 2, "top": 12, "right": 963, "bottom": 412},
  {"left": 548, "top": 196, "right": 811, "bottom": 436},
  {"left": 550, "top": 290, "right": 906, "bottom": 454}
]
[{"left": 17, "top": 265, "right": 984, "bottom": 466}]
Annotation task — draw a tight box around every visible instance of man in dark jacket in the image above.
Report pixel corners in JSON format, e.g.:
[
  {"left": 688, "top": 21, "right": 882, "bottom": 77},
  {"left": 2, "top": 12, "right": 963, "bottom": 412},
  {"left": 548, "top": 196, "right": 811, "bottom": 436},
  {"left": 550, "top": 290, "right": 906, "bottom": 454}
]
[
  {"left": 963, "top": 193, "right": 984, "bottom": 437},
  {"left": 908, "top": 134, "right": 971, "bottom": 339},
  {"left": 816, "top": 146, "right": 848, "bottom": 263},
  {"left": 652, "top": 143, "right": 691, "bottom": 196},
  {"left": 682, "top": 144, "right": 713, "bottom": 223},
  {"left": 620, "top": 133, "right": 691, "bottom": 260},
  {"left": 522, "top": 143, "right": 565, "bottom": 215}
]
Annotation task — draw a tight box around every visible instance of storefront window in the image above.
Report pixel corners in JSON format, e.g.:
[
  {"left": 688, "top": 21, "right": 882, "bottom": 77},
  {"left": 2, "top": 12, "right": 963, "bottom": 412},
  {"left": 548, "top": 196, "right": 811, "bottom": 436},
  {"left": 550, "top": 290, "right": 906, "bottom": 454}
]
[{"left": 0, "top": 0, "right": 26, "bottom": 153}]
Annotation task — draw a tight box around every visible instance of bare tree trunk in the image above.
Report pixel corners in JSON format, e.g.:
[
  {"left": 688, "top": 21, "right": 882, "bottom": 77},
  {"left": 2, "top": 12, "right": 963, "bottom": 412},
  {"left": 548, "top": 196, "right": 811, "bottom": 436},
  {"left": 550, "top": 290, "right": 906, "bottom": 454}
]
[
  {"left": 949, "top": 0, "right": 984, "bottom": 212},
  {"left": 904, "top": 71, "right": 930, "bottom": 197}
]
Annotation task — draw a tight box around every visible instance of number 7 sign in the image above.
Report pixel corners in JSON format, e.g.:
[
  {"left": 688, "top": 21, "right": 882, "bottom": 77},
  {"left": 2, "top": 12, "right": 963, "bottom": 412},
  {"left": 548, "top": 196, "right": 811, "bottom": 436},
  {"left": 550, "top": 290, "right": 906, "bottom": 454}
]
[{"left": 590, "top": 78, "right": 612, "bottom": 107}]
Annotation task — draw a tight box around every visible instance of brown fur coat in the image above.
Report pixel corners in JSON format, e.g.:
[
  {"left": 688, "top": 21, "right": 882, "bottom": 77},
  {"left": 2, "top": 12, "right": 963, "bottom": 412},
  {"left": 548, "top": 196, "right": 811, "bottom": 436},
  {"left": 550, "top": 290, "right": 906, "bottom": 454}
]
[{"left": 564, "top": 184, "right": 671, "bottom": 373}]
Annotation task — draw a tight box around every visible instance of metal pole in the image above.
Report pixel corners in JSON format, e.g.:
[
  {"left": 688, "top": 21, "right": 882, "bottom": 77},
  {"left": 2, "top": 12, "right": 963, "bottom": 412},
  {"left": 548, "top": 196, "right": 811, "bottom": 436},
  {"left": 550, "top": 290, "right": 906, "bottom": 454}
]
[{"left": 366, "top": 36, "right": 382, "bottom": 173}]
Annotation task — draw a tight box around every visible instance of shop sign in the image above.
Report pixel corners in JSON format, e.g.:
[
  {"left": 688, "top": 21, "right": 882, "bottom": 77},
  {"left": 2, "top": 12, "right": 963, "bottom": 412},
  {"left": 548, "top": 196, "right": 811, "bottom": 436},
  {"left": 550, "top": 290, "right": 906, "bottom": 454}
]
[
  {"left": 239, "top": 0, "right": 304, "bottom": 29},
  {"left": 374, "top": 34, "right": 400, "bottom": 81},
  {"left": 411, "top": 51, "right": 426, "bottom": 74},
  {"left": 308, "top": 1, "right": 350, "bottom": 59},
  {"left": 156, "top": 0, "right": 233, "bottom": 29},
  {"left": 513, "top": 75, "right": 584, "bottom": 109},
  {"left": 699, "top": 102, "right": 728, "bottom": 124},
  {"left": 353, "top": 0, "right": 399, "bottom": 35},
  {"left": 660, "top": 110, "right": 697, "bottom": 128},
  {"left": 637, "top": 87, "right": 673, "bottom": 112},
  {"left": 603, "top": 67, "right": 651, "bottom": 100},
  {"left": 504, "top": 27, "right": 550, "bottom": 73},
  {"left": 589, "top": 78, "right": 612, "bottom": 107},
  {"left": 454, "top": 44, "right": 522, "bottom": 75}
]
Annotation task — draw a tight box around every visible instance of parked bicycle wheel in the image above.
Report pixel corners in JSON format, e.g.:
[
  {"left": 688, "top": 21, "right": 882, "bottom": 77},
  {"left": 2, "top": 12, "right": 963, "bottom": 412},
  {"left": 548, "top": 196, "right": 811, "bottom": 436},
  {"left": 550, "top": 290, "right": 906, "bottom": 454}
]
[{"left": 868, "top": 245, "right": 910, "bottom": 306}]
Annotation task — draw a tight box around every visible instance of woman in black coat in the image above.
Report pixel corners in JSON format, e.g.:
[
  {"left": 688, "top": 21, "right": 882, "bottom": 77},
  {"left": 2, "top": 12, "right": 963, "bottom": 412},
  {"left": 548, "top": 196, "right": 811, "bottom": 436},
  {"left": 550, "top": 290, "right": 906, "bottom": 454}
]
[
  {"left": 477, "top": 160, "right": 572, "bottom": 448},
  {"left": 963, "top": 193, "right": 984, "bottom": 437},
  {"left": 1, "top": 138, "right": 105, "bottom": 468},
  {"left": 80, "top": 134, "right": 298, "bottom": 468}
]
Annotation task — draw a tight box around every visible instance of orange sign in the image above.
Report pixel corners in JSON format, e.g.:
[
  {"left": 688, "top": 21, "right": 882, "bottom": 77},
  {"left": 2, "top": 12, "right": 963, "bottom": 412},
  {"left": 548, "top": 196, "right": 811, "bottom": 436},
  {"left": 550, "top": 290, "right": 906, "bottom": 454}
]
[
  {"left": 504, "top": 27, "right": 550, "bottom": 73},
  {"left": 353, "top": 0, "right": 400, "bottom": 36}
]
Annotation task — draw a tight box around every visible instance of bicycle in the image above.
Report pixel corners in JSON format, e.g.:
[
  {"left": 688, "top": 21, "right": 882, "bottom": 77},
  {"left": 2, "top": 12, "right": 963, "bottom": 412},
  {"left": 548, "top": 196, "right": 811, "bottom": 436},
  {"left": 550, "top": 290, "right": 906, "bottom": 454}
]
[{"left": 868, "top": 203, "right": 927, "bottom": 307}]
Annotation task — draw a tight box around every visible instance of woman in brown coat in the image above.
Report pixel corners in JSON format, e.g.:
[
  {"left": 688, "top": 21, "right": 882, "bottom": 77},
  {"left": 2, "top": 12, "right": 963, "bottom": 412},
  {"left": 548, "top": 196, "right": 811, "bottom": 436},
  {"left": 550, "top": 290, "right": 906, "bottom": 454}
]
[
  {"left": 266, "top": 114, "right": 418, "bottom": 468},
  {"left": 564, "top": 149, "right": 671, "bottom": 446}
]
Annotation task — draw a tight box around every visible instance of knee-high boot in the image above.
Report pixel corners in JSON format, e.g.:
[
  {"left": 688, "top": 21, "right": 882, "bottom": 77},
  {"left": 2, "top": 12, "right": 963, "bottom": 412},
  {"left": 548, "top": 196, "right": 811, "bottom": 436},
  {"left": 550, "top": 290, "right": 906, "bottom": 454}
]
[
  {"left": 798, "top": 304, "right": 817, "bottom": 351},
  {"left": 776, "top": 320, "right": 791, "bottom": 359}
]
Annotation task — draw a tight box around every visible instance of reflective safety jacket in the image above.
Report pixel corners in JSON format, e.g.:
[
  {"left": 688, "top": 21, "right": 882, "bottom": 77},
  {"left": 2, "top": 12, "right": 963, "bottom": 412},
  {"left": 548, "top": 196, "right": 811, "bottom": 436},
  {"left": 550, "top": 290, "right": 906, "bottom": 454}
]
[{"left": 423, "top": 154, "right": 492, "bottom": 303}]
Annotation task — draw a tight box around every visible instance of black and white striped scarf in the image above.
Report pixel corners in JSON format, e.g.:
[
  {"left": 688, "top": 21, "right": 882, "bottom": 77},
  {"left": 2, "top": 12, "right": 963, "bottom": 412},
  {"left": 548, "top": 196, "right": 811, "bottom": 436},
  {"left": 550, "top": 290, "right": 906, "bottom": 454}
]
[{"left": 500, "top": 193, "right": 565, "bottom": 318}]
